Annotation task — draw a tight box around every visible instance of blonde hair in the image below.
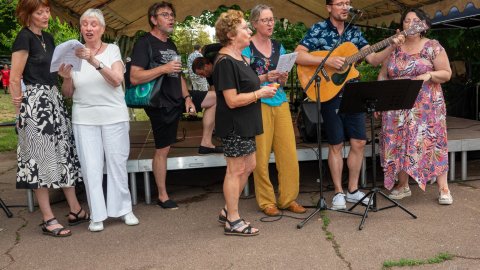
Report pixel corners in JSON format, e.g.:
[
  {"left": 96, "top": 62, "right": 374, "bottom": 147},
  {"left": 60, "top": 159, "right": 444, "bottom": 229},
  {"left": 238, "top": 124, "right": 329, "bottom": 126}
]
[{"left": 215, "top": 10, "right": 244, "bottom": 46}]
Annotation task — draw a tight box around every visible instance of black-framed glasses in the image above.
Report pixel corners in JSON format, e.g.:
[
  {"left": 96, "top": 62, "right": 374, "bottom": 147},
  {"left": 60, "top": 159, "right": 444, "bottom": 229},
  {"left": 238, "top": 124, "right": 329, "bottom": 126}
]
[
  {"left": 328, "top": 1, "right": 351, "bottom": 8},
  {"left": 156, "top": 12, "right": 175, "bottom": 19}
]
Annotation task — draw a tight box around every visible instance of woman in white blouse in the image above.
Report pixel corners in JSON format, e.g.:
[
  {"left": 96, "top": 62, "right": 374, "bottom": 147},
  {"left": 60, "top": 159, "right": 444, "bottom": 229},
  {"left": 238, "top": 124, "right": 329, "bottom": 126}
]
[{"left": 59, "top": 8, "right": 138, "bottom": 232}]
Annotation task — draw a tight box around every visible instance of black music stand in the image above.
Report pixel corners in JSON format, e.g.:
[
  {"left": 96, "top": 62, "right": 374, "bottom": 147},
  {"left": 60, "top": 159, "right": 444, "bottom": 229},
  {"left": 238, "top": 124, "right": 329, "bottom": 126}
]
[
  {"left": 0, "top": 197, "right": 13, "bottom": 218},
  {"left": 339, "top": 79, "right": 422, "bottom": 230}
]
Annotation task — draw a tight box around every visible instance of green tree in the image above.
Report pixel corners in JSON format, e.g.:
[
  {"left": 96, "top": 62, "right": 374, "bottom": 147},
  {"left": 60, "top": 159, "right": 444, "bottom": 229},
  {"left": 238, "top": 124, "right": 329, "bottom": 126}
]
[
  {"left": 0, "top": 0, "right": 80, "bottom": 52},
  {"left": 171, "top": 18, "right": 212, "bottom": 56},
  {"left": 272, "top": 19, "right": 308, "bottom": 52}
]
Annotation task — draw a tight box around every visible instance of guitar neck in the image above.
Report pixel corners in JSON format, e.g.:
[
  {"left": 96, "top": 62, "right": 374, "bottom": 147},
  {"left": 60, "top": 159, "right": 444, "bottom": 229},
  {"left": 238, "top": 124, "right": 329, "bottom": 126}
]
[{"left": 346, "top": 30, "right": 406, "bottom": 64}]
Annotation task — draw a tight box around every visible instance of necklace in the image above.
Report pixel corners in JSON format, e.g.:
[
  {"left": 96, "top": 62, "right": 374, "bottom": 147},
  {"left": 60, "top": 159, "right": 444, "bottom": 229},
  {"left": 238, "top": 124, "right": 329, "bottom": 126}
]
[
  {"left": 30, "top": 29, "right": 46, "bottom": 51},
  {"left": 93, "top": 43, "right": 103, "bottom": 55}
]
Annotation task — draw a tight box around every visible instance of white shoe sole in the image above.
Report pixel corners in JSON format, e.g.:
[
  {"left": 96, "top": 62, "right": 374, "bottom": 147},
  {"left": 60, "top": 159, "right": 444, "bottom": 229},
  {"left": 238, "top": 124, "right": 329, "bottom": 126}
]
[
  {"left": 438, "top": 198, "right": 453, "bottom": 205},
  {"left": 346, "top": 198, "right": 370, "bottom": 204},
  {"left": 388, "top": 190, "right": 412, "bottom": 200},
  {"left": 88, "top": 224, "right": 104, "bottom": 232},
  {"left": 330, "top": 205, "right": 347, "bottom": 210},
  {"left": 124, "top": 219, "right": 139, "bottom": 226}
]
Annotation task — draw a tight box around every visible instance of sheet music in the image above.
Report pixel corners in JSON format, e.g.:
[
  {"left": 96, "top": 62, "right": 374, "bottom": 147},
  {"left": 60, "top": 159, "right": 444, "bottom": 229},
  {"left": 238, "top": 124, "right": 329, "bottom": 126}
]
[
  {"left": 276, "top": 52, "right": 298, "bottom": 73},
  {"left": 50, "top": 40, "right": 85, "bottom": 72}
]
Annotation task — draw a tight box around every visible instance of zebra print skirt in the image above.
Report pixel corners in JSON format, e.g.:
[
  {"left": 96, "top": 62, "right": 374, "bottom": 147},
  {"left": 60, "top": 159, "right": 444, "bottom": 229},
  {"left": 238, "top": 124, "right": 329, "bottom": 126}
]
[{"left": 16, "top": 84, "right": 82, "bottom": 189}]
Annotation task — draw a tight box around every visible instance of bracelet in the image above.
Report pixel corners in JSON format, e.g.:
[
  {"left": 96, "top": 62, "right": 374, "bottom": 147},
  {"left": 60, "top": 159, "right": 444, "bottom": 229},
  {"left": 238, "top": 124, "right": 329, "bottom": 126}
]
[
  {"left": 184, "top": 95, "right": 192, "bottom": 100},
  {"left": 253, "top": 91, "right": 258, "bottom": 103},
  {"left": 428, "top": 72, "right": 433, "bottom": 81}
]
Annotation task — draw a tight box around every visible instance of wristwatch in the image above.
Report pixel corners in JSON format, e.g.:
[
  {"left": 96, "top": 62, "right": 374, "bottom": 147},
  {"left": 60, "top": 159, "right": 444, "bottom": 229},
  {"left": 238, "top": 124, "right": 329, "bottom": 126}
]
[{"left": 96, "top": 62, "right": 105, "bottom": 70}]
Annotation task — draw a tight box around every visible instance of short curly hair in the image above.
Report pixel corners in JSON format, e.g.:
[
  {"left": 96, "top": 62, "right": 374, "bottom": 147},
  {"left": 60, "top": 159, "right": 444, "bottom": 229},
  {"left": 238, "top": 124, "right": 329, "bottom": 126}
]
[{"left": 215, "top": 10, "right": 244, "bottom": 46}]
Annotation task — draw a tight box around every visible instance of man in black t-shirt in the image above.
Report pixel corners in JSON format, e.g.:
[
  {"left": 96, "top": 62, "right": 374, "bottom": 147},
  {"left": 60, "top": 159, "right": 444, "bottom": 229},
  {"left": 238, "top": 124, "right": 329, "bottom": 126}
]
[
  {"left": 190, "top": 56, "right": 222, "bottom": 154},
  {"left": 130, "top": 2, "right": 195, "bottom": 209}
]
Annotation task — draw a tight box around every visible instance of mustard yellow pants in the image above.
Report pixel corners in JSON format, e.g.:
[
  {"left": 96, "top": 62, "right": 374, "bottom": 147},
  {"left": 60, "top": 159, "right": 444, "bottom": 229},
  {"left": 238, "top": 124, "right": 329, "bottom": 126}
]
[{"left": 253, "top": 102, "right": 300, "bottom": 210}]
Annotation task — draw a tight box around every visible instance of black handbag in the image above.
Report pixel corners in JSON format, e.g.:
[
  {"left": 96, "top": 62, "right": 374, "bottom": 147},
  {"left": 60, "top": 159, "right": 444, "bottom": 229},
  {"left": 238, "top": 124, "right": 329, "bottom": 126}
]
[{"left": 124, "top": 39, "right": 164, "bottom": 108}]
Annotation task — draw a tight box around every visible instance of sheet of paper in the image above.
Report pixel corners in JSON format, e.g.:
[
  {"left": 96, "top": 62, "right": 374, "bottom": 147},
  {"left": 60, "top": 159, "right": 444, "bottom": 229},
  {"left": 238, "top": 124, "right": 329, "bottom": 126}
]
[
  {"left": 276, "top": 52, "right": 298, "bottom": 73},
  {"left": 50, "top": 40, "right": 85, "bottom": 72}
]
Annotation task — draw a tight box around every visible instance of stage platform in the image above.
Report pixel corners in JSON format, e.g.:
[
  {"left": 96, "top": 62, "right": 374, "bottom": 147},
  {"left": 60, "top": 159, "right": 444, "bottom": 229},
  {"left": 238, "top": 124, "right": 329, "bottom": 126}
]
[
  {"left": 21, "top": 116, "right": 480, "bottom": 211},
  {"left": 121, "top": 116, "right": 480, "bottom": 205}
]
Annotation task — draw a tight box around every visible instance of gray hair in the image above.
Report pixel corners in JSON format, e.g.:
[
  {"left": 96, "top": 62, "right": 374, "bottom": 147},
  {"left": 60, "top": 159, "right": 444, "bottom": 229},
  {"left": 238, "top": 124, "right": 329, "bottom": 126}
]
[
  {"left": 249, "top": 4, "right": 273, "bottom": 23},
  {"left": 80, "top": 8, "right": 106, "bottom": 27}
]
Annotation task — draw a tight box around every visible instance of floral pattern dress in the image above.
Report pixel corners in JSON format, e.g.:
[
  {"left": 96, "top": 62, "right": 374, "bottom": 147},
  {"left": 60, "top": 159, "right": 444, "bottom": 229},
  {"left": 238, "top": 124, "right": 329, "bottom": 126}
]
[{"left": 380, "top": 39, "right": 448, "bottom": 191}]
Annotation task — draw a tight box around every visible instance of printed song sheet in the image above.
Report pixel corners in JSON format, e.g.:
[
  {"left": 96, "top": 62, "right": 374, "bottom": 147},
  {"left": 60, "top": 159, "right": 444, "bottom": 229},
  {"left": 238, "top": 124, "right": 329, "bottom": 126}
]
[
  {"left": 276, "top": 52, "right": 298, "bottom": 73},
  {"left": 50, "top": 40, "right": 85, "bottom": 72}
]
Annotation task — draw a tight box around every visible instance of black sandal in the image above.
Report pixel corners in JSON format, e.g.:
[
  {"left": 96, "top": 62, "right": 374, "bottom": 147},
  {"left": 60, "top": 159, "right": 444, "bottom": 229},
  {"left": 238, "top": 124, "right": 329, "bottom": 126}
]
[
  {"left": 218, "top": 208, "right": 227, "bottom": 224},
  {"left": 40, "top": 218, "right": 72, "bottom": 237},
  {"left": 224, "top": 218, "right": 259, "bottom": 237},
  {"left": 67, "top": 207, "right": 90, "bottom": 226}
]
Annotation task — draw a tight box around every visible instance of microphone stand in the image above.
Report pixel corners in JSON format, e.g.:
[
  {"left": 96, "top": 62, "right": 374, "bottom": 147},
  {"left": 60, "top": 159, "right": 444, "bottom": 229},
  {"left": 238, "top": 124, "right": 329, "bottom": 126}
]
[{"left": 297, "top": 12, "right": 363, "bottom": 229}]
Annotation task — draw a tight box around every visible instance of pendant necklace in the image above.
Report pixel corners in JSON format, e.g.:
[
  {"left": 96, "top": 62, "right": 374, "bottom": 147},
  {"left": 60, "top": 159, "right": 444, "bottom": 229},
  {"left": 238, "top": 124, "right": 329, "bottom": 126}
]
[
  {"left": 35, "top": 33, "right": 46, "bottom": 51},
  {"left": 30, "top": 28, "right": 46, "bottom": 51}
]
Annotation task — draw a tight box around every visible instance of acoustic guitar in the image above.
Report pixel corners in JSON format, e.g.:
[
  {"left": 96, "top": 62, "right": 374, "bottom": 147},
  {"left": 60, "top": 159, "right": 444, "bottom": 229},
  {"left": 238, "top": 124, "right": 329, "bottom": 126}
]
[{"left": 297, "top": 21, "right": 428, "bottom": 102}]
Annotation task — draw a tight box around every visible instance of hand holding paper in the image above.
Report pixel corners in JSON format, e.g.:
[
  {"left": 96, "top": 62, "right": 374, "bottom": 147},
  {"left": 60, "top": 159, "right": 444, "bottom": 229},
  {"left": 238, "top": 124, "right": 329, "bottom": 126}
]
[
  {"left": 50, "top": 40, "right": 85, "bottom": 72},
  {"left": 276, "top": 52, "right": 298, "bottom": 73}
]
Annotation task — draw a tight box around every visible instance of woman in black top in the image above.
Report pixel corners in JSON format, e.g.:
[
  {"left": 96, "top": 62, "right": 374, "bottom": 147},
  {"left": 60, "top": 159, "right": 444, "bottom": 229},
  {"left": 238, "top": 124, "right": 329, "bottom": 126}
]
[
  {"left": 10, "top": 0, "right": 87, "bottom": 237},
  {"left": 213, "top": 10, "right": 276, "bottom": 236}
]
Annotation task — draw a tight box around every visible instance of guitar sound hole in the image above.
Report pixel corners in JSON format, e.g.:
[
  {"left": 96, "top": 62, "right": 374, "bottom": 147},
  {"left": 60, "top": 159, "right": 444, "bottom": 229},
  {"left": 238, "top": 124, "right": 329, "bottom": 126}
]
[{"left": 332, "top": 65, "right": 352, "bottom": 86}]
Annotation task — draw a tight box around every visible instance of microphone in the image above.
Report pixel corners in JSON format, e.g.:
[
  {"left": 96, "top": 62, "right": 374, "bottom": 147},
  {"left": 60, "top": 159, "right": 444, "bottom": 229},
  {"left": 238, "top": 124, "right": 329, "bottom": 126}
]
[{"left": 348, "top": 6, "right": 363, "bottom": 14}]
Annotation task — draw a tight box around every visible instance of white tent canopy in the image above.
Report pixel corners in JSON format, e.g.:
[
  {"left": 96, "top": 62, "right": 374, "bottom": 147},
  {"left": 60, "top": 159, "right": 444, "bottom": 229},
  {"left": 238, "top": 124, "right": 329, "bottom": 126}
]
[{"left": 50, "top": 0, "right": 479, "bottom": 36}]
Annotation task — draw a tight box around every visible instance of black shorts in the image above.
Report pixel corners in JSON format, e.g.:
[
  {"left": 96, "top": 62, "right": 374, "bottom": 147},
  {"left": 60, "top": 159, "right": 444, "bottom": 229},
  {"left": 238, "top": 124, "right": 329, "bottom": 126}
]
[
  {"left": 144, "top": 106, "right": 183, "bottom": 149},
  {"left": 188, "top": 90, "right": 208, "bottom": 112}
]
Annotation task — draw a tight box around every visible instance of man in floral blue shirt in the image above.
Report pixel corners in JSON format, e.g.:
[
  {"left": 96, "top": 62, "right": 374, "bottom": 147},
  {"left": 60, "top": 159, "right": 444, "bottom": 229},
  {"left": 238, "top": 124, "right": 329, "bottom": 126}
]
[{"left": 295, "top": 0, "right": 404, "bottom": 210}]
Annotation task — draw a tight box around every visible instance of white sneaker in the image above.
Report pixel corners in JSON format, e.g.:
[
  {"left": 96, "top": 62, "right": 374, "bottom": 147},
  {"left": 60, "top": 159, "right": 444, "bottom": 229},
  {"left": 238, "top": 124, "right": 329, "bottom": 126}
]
[
  {"left": 121, "top": 212, "right": 139, "bottom": 226},
  {"left": 438, "top": 191, "right": 453, "bottom": 205},
  {"left": 88, "top": 221, "right": 104, "bottom": 232},
  {"left": 331, "top": 193, "right": 346, "bottom": 210},
  {"left": 388, "top": 187, "right": 412, "bottom": 200},
  {"left": 346, "top": 190, "right": 370, "bottom": 205}
]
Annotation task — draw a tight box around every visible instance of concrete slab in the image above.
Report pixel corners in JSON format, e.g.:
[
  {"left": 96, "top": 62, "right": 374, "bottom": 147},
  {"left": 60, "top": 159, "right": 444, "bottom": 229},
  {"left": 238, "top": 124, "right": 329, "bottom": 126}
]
[{"left": 1, "top": 151, "right": 480, "bottom": 269}]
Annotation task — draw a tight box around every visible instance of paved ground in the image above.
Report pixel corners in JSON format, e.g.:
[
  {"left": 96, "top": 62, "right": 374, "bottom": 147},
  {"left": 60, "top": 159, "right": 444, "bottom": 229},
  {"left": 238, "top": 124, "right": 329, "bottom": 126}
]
[{"left": 1, "top": 150, "right": 480, "bottom": 270}]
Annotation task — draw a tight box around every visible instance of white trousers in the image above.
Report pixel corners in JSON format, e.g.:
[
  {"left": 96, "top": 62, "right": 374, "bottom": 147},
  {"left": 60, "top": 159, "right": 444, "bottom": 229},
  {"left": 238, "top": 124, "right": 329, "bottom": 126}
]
[{"left": 73, "top": 121, "right": 132, "bottom": 222}]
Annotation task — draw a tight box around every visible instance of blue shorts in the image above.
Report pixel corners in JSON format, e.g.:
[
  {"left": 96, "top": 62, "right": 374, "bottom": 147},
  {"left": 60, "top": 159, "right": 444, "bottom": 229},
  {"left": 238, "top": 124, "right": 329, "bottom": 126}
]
[{"left": 321, "top": 95, "right": 366, "bottom": 145}]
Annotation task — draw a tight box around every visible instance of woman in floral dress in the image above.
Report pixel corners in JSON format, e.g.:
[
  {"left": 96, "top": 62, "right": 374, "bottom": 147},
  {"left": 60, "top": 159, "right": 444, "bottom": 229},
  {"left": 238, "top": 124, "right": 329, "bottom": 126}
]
[{"left": 378, "top": 8, "right": 453, "bottom": 205}]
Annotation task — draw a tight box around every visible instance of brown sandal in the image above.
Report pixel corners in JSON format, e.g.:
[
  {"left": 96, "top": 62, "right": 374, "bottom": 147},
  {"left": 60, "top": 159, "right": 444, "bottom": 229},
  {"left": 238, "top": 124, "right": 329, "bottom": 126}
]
[
  {"left": 40, "top": 218, "right": 72, "bottom": 237},
  {"left": 67, "top": 207, "right": 90, "bottom": 226}
]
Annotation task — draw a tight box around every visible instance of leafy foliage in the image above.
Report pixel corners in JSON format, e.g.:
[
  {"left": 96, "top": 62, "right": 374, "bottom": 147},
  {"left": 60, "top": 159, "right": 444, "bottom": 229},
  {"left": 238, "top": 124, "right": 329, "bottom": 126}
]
[
  {"left": 0, "top": 0, "right": 79, "bottom": 51},
  {"left": 196, "top": 5, "right": 243, "bottom": 27},
  {"left": 272, "top": 20, "right": 308, "bottom": 53},
  {"left": 171, "top": 18, "right": 213, "bottom": 56}
]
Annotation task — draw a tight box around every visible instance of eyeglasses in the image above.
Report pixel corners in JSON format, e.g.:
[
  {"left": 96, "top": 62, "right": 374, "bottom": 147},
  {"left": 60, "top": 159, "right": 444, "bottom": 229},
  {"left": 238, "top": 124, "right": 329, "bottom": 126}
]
[
  {"left": 239, "top": 24, "right": 253, "bottom": 32},
  {"left": 328, "top": 1, "right": 351, "bottom": 8},
  {"left": 156, "top": 12, "right": 175, "bottom": 19},
  {"left": 257, "top": 17, "right": 277, "bottom": 25}
]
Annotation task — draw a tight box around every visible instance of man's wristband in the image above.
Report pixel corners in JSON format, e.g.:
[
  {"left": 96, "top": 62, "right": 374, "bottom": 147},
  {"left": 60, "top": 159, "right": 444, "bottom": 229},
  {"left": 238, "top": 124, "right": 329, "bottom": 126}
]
[{"left": 184, "top": 95, "right": 192, "bottom": 100}]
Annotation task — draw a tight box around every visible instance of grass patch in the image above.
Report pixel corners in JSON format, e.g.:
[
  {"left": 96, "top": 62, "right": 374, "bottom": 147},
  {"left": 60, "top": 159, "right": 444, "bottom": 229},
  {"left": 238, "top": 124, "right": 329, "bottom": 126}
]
[
  {"left": 0, "top": 93, "right": 16, "bottom": 123},
  {"left": 130, "top": 108, "right": 149, "bottom": 121},
  {"left": 383, "top": 252, "right": 454, "bottom": 269},
  {"left": 0, "top": 127, "right": 17, "bottom": 152}
]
